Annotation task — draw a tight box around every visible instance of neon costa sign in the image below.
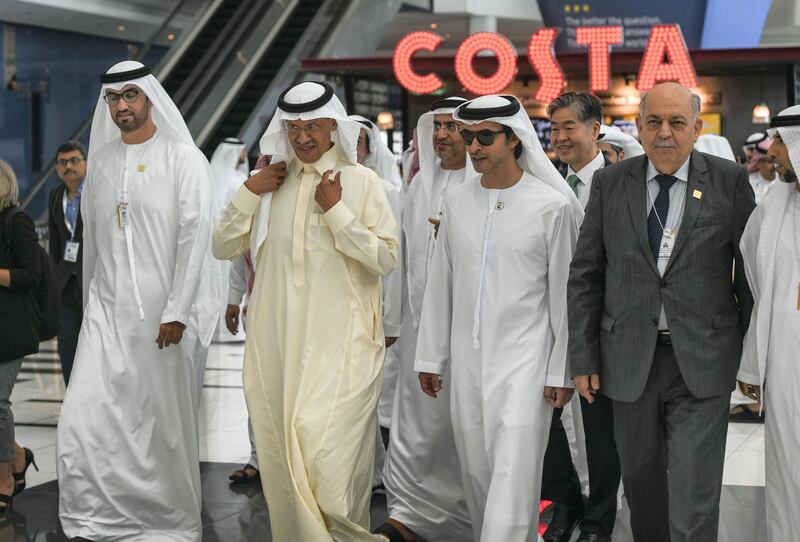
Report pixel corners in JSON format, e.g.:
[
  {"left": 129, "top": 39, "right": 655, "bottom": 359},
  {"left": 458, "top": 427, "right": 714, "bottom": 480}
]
[{"left": 393, "top": 24, "right": 699, "bottom": 102}]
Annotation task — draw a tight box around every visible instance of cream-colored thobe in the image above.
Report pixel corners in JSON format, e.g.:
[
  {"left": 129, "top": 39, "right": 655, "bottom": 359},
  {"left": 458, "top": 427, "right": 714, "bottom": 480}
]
[{"left": 212, "top": 145, "right": 398, "bottom": 541}]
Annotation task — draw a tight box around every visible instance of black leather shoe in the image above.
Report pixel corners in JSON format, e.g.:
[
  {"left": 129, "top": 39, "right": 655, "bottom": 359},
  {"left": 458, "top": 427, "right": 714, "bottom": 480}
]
[
  {"left": 542, "top": 502, "right": 585, "bottom": 542},
  {"left": 576, "top": 533, "right": 611, "bottom": 542}
]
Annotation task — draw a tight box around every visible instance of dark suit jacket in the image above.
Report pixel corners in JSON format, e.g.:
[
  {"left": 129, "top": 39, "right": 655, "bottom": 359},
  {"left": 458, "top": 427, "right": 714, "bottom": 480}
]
[
  {"left": 48, "top": 183, "right": 83, "bottom": 295},
  {"left": 568, "top": 150, "right": 756, "bottom": 402}
]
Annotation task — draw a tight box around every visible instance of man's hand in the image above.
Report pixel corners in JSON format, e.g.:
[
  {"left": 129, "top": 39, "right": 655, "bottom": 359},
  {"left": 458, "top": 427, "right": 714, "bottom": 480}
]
[
  {"left": 574, "top": 374, "right": 601, "bottom": 404},
  {"left": 428, "top": 217, "right": 441, "bottom": 239},
  {"left": 156, "top": 321, "right": 186, "bottom": 349},
  {"left": 385, "top": 336, "right": 398, "bottom": 348},
  {"left": 419, "top": 372, "right": 443, "bottom": 398},
  {"left": 544, "top": 386, "right": 575, "bottom": 408},
  {"left": 244, "top": 161, "right": 286, "bottom": 195},
  {"left": 315, "top": 170, "right": 342, "bottom": 212},
  {"left": 738, "top": 380, "right": 762, "bottom": 403},
  {"left": 225, "top": 304, "right": 241, "bottom": 335}
]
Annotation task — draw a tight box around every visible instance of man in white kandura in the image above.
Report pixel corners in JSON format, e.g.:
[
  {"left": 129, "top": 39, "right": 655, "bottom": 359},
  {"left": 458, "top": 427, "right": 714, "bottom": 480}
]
[
  {"left": 376, "top": 97, "right": 474, "bottom": 542},
  {"left": 415, "top": 95, "right": 583, "bottom": 541},
  {"left": 747, "top": 136, "right": 776, "bottom": 205},
  {"left": 350, "top": 114, "right": 404, "bottom": 489},
  {"left": 212, "top": 81, "right": 398, "bottom": 541},
  {"left": 209, "top": 137, "right": 249, "bottom": 342},
  {"left": 737, "top": 104, "right": 800, "bottom": 542},
  {"left": 57, "top": 60, "right": 221, "bottom": 541}
]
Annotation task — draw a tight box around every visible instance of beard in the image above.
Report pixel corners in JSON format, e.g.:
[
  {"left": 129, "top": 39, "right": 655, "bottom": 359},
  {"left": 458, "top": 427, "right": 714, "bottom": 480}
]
[
  {"left": 780, "top": 168, "right": 798, "bottom": 184},
  {"left": 113, "top": 107, "right": 149, "bottom": 133}
]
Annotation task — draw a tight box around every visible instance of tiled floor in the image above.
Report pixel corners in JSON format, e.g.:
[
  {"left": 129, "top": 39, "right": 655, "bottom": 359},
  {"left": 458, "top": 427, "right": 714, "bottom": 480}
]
[{"left": 8, "top": 340, "right": 768, "bottom": 541}]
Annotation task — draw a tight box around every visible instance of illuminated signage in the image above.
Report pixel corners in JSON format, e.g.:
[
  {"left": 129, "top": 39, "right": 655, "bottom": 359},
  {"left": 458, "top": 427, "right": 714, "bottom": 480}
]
[{"left": 393, "top": 24, "right": 698, "bottom": 100}]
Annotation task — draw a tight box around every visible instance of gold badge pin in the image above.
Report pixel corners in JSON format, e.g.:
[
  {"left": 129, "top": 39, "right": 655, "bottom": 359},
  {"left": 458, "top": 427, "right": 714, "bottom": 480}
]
[
  {"left": 137, "top": 164, "right": 145, "bottom": 173},
  {"left": 692, "top": 189, "right": 702, "bottom": 200}
]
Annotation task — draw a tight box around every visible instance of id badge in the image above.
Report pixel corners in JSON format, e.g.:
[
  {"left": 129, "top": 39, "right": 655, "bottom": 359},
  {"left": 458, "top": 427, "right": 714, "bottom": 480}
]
[
  {"left": 64, "top": 241, "right": 80, "bottom": 263},
  {"left": 118, "top": 203, "right": 129, "bottom": 228},
  {"left": 657, "top": 229, "right": 677, "bottom": 267}
]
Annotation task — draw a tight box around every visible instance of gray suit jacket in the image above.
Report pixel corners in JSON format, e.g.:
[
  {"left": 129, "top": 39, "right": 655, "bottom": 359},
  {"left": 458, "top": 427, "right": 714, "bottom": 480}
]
[{"left": 568, "top": 150, "right": 755, "bottom": 402}]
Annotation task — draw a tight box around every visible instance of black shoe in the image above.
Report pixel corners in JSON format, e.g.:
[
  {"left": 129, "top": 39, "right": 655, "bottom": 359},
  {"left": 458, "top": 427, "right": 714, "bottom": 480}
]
[
  {"left": 577, "top": 533, "right": 611, "bottom": 542},
  {"left": 542, "top": 502, "right": 585, "bottom": 542}
]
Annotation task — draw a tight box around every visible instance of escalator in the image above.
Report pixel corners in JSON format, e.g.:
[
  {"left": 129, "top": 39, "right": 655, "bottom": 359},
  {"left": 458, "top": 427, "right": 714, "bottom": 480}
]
[
  {"left": 201, "top": 0, "right": 324, "bottom": 155},
  {"left": 161, "top": 1, "right": 241, "bottom": 99}
]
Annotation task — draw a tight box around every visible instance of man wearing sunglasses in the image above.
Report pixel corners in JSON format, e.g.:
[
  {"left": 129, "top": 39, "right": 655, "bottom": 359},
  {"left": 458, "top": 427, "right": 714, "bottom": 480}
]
[
  {"left": 415, "top": 95, "right": 583, "bottom": 541},
  {"left": 540, "top": 92, "right": 621, "bottom": 542},
  {"left": 48, "top": 140, "right": 87, "bottom": 385}
]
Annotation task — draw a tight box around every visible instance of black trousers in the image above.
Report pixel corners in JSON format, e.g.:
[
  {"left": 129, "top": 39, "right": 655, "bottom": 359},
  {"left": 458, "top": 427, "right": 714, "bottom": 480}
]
[
  {"left": 541, "top": 394, "right": 621, "bottom": 536},
  {"left": 57, "top": 275, "right": 82, "bottom": 385}
]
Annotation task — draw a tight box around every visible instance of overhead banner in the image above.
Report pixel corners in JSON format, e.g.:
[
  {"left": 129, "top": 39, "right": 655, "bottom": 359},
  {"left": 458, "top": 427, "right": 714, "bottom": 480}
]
[{"left": 536, "top": 0, "right": 708, "bottom": 51}]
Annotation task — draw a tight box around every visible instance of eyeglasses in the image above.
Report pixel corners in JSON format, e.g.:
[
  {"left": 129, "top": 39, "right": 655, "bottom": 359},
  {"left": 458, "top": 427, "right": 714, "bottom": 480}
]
[
  {"left": 460, "top": 128, "right": 506, "bottom": 146},
  {"left": 433, "top": 121, "right": 459, "bottom": 134},
  {"left": 56, "top": 157, "right": 84, "bottom": 167},
  {"left": 286, "top": 122, "right": 322, "bottom": 135},
  {"left": 103, "top": 89, "right": 140, "bottom": 106}
]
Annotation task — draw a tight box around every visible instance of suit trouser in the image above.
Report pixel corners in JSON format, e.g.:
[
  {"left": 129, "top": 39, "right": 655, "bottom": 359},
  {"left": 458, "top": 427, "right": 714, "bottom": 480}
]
[
  {"left": 577, "top": 392, "right": 620, "bottom": 535},
  {"left": 541, "top": 408, "right": 583, "bottom": 509},
  {"left": 613, "top": 343, "right": 729, "bottom": 542},
  {"left": 57, "top": 275, "right": 82, "bottom": 385},
  {"left": 541, "top": 397, "right": 621, "bottom": 535}
]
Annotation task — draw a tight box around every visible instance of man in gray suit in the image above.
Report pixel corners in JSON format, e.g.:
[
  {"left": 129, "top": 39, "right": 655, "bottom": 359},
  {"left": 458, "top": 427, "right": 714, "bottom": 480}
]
[{"left": 568, "top": 82, "right": 755, "bottom": 542}]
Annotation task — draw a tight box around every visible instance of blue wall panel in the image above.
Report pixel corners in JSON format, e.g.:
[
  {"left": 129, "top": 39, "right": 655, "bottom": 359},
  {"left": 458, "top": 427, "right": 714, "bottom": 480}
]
[{"left": 0, "top": 23, "right": 165, "bottom": 217}]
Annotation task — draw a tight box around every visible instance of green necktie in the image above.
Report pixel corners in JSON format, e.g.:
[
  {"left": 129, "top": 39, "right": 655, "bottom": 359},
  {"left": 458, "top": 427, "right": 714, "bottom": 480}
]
[{"left": 567, "top": 174, "right": 581, "bottom": 197}]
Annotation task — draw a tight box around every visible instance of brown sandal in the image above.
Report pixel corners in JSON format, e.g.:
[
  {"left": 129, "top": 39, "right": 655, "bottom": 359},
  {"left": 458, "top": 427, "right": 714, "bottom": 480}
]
[{"left": 228, "top": 463, "right": 260, "bottom": 484}]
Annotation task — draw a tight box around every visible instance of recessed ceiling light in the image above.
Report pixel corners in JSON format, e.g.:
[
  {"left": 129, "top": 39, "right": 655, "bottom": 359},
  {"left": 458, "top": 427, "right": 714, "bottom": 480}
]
[
  {"left": 167, "top": 33, "right": 176, "bottom": 40},
  {"left": 117, "top": 25, "right": 125, "bottom": 32},
  {"left": 430, "top": 23, "right": 438, "bottom": 29}
]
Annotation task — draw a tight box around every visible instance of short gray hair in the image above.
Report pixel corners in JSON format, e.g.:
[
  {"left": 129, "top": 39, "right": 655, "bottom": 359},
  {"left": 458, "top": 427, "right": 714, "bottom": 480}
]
[
  {"left": 639, "top": 89, "right": 701, "bottom": 121},
  {"left": 0, "top": 160, "right": 19, "bottom": 210}
]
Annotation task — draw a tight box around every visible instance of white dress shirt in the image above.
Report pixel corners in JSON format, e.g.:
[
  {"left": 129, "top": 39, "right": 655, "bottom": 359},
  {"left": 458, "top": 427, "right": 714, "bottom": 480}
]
[
  {"left": 645, "top": 156, "right": 690, "bottom": 331},
  {"left": 567, "top": 150, "right": 606, "bottom": 209}
]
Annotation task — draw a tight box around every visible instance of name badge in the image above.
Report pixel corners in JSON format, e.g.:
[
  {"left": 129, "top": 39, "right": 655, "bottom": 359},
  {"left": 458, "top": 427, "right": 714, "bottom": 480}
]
[
  {"left": 658, "top": 229, "right": 677, "bottom": 267},
  {"left": 118, "top": 203, "right": 129, "bottom": 228},
  {"left": 64, "top": 241, "right": 80, "bottom": 263}
]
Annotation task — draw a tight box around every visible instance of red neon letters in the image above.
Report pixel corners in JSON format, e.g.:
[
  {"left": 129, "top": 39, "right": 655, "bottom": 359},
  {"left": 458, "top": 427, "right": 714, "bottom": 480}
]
[
  {"left": 393, "top": 31, "right": 445, "bottom": 95},
  {"left": 528, "top": 28, "right": 565, "bottom": 104},
  {"left": 454, "top": 32, "right": 517, "bottom": 95},
  {"left": 576, "top": 26, "right": 623, "bottom": 93},
  {"left": 393, "top": 24, "right": 698, "bottom": 98},
  {"left": 637, "top": 25, "right": 699, "bottom": 91}
]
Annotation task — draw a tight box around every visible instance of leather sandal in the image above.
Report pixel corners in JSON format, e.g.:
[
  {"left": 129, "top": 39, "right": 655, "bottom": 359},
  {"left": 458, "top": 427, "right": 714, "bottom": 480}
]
[{"left": 228, "top": 463, "right": 260, "bottom": 484}]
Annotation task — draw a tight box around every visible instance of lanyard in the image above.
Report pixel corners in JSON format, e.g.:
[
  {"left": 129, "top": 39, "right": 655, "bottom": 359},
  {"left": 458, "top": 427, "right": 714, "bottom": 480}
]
[
  {"left": 646, "top": 179, "right": 686, "bottom": 237},
  {"left": 62, "top": 190, "right": 75, "bottom": 240},
  {"left": 120, "top": 143, "right": 149, "bottom": 321}
]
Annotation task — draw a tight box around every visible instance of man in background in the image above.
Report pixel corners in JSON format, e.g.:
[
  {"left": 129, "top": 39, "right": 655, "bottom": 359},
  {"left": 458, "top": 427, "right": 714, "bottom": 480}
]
[{"left": 48, "top": 140, "right": 86, "bottom": 385}]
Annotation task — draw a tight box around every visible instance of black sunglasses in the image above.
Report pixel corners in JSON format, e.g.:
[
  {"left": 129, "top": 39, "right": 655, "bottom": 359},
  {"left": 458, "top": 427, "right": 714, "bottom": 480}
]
[{"left": 460, "top": 128, "right": 506, "bottom": 146}]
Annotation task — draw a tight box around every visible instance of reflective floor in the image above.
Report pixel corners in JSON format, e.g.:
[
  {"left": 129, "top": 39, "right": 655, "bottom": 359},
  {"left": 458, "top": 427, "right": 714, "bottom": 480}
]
[{"left": 10, "top": 340, "right": 767, "bottom": 541}]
